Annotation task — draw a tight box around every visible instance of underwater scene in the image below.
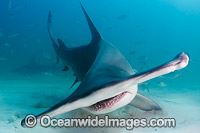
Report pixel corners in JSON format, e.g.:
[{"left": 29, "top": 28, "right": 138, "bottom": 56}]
[{"left": 0, "top": 0, "right": 200, "bottom": 132}]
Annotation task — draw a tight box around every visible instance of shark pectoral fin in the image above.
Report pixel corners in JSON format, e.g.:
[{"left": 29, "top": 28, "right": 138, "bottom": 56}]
[
  {"left": 129, "top": 93, "right": 161, "bottom": 111},
  {"left": 62, "top": 66, "right": 69, "bottom": 71}
]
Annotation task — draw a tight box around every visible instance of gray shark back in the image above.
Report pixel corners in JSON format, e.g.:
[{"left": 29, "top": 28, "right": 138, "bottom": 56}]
[{"left": 47, "top": 3, "right": 135, "bottom": 102}]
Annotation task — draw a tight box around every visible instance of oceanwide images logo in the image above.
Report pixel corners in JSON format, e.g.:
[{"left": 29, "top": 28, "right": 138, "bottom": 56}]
[{"left": 23, "top": 115, "right": 176, "bottom": 130}]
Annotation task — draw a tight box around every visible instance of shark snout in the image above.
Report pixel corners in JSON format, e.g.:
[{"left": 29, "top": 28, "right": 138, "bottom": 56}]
[{"left": 173, "top": 52, "right": 189, "bottom": 70}]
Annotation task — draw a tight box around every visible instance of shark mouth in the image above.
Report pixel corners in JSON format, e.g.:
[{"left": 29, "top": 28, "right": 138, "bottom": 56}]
[{"left": 88, "top": 91, "right": 130, "bottom": 111}]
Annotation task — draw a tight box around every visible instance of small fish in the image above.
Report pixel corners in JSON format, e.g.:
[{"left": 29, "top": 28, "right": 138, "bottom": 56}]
[
  {"left": 117, "top": 14, "right": 128, "bottom": 20},
  {"left": 137, "top": 56, "right": 148, "bottom": 60},
  {"left": 160, "top": 72, "right": 181, "bottom": 79},
  {"left": 138, "top": 60, "right": 147, "bottom": 65},
  {"left": 134, "top": 41, "right": 146, "bottom": 45},
  {"left": 128, "top": 51, "right": 136, "bottom": 55},
  {"left": 158, "top": 82, "right": 167, "bottom": 87},
  {"left": 8, "top": 15, "right": 17, "bottom": 19},
  {"left": 36, "top": 39, "right": 41, "bottom": 43},
  {"left": 136, "top": 24, "right": 141, "bottom": 28},
  {"left": 74, "top": 18, "right": 83, "bottom": 24},
  {"left": 106, "top": 27, "right": 112, "bottom": 30},
  {"left": 4, "top": 43, "right": 10, "bottom": 47},
  {"left": 42, "top": 72, "right": 54, "bottom": 76},
  {"left": 139, "top": 82, "right": 150, "bottom": 92},
  {"left": 42, "top": 52, "right": 52, "bottom": 60},
  {"left": 179, "top": 120, "right": 187, "bottom": 125},
  {"left": 8, "top": 33, "right": 19, "bottom": 38},
  {"left": 102, "top": 18, "right": 107, "bottom": 23},
  {"left": 132, "top": 69, "right": 137, "bottom": 74},
  {"left": 10, "top": 49, "right": 14, "bottom": 54},
  {"left": 191, "top": 59, "right": 200, "bottom": 63},
  {"left": 24, "top": 24, "right": 34, "bottom": 27},
  {"left": 23, "top": 44, "right": 28, "bottom": 48},
  {"left": 0, "top": 57, "right": 8, "bottom": 61},
  {"left": 162, "top": 100, "right": 177, "bottom": 104},
  {"left": 0, "top": 32, "right": 3, "bottom": 37},
  {"left": 7, "top": 115, "right": 18, "bottom": 124},
  {"left": 57, "top": 23, "right": 66, "bottom": 28},
  {"left": 8, "top": 0, "right": 12, "bottom": 12},
  {"left": 12, "top": 5, "right": 25, "bottom": 11}
]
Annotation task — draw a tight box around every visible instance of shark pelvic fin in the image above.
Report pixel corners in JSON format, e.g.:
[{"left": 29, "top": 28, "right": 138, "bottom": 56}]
[{"left": 80, "top": 3, "right": 101, "bottom": 44}]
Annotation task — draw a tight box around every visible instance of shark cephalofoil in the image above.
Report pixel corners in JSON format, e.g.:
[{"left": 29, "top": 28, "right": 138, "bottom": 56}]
[{"left": 21, "top": 3, "right": 189, "bottom": 127}]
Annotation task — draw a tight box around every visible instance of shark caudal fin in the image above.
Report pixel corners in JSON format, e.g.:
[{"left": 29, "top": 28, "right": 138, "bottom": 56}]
[{"left": 80, "top": 3, "right": 102, "bottom": 45}]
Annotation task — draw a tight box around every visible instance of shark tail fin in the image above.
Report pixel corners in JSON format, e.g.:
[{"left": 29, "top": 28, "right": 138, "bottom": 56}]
[{"left": 80, "top": 3, "right": 102, "bottom": 45}]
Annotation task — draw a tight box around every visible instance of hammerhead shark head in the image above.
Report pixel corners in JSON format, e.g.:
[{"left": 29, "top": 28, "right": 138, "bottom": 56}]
[{"left": 21, "top": 3, "right": 189, "bottom": 127}]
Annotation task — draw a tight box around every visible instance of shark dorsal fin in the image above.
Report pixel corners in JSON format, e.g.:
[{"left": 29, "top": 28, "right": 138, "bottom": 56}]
[{"left": 80, "top": 3, "right": 101, "bottom": 45}]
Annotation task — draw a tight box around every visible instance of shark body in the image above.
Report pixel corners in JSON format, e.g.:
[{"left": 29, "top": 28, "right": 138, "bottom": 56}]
[{"left": 21, "top": 3, "right": 189, "bottom": 127}]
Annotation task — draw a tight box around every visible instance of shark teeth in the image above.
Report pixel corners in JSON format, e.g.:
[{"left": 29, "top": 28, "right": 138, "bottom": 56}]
[{"left": 88, "top": 91, "right": 128, "bottom": 111}]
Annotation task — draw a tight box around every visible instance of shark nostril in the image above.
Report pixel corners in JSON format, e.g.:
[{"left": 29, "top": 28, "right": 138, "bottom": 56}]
[{"left": 175, "top": 61, "right": 181, "bottom": 65}]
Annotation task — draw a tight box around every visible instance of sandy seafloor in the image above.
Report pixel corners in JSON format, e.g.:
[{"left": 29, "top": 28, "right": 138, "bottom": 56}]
[{"left": 0, "top": 72, "right": 200, "bottom": 133}]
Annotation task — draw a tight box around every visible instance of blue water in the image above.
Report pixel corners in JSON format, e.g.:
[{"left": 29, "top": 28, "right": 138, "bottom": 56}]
[{"left": 0, "top": 0, "right": 200, "bottom": 132}]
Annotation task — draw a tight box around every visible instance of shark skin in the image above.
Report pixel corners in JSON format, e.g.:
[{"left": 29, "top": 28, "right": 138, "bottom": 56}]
[{"left": 21, "top": 3, "right": 189, "bottom": 127}]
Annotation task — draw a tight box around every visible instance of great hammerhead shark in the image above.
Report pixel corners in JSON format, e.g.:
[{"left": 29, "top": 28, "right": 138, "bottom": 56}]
[{"left": 21, "top": 3, "right": 189, "bottom": 127}]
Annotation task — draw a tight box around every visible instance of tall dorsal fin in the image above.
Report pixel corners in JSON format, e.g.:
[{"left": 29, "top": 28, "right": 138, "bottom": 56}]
[{"left": 80, "top": 3, "right": 101, "bottom": 44}]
